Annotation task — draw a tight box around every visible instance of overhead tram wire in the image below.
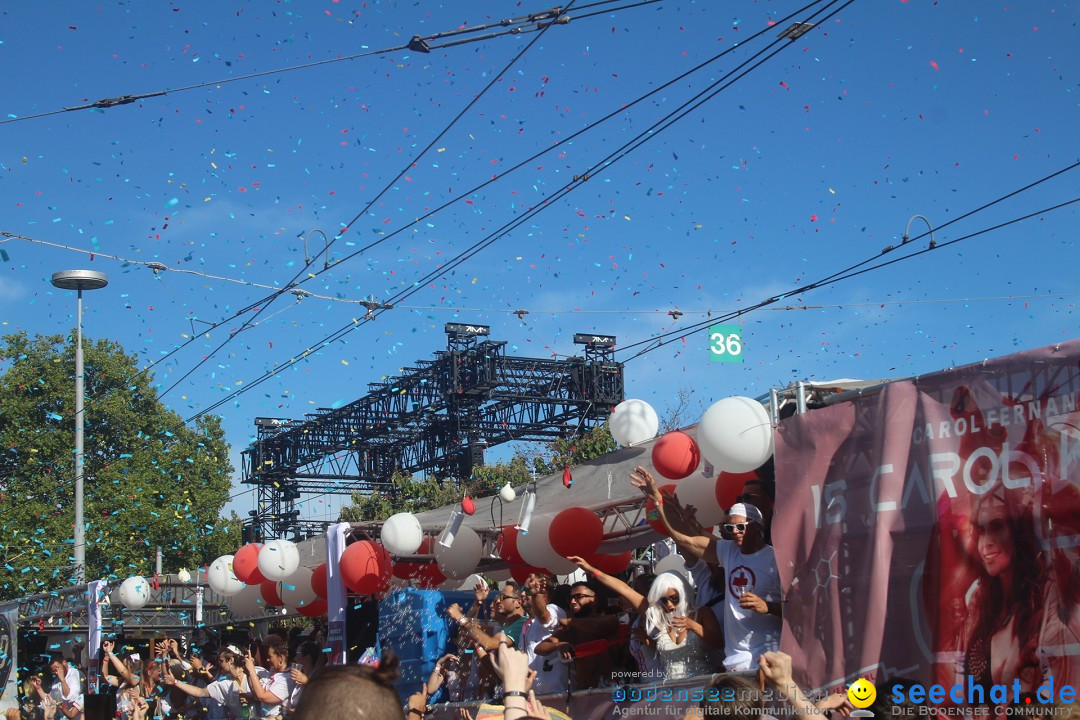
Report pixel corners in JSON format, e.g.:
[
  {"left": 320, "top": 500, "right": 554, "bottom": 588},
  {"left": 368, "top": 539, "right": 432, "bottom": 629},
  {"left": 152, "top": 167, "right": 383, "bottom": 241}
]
[
  {"left": 1, "top": 0, "right": 656, "bottom": 126},
  {"left": 614, "top": 158, "right": 1080, "bottom": 357},
  {"left": 8, "top": 0, "right": 828, "bottom": 393},
  {"left": 184, "top": 0, "right": 856, "bottom": 425},
  {"left": 155, "top": 1, "right": 578, "bottom": 400},
  {"left": 616, "top": 193, "right": 1080, "bottom": 362}
]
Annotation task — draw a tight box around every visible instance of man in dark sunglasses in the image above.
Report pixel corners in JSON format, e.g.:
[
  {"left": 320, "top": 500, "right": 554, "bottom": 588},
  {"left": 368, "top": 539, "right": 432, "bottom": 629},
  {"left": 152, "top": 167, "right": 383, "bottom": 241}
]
[{"left": 631, "top": 466, "right": 782, "bottom": 674}]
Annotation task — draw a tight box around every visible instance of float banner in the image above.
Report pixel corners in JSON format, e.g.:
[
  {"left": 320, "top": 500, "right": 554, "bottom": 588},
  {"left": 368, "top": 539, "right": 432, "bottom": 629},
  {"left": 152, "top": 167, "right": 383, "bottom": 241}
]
[
  {"left": 774, "top": 339, "right": 1080, "bottom": 694},
  {"left": 326, "top": 522, "right": 350, "bottom": 665},
  {"left": 0, "top": 602, "right": 18, "bottom": 712}
]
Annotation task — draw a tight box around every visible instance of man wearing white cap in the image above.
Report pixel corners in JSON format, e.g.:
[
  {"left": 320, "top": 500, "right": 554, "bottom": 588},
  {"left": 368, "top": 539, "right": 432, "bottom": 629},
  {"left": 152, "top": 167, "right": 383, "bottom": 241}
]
[{"left": 631, "top": 466, "right": 782, "bottom": 672}]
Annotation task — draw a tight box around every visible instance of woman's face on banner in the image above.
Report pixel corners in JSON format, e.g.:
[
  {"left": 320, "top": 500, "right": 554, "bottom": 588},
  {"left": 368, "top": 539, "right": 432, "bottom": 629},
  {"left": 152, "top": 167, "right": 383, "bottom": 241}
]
[{"left": 976, "top": 501, "right": 1013, "bottom": 577}]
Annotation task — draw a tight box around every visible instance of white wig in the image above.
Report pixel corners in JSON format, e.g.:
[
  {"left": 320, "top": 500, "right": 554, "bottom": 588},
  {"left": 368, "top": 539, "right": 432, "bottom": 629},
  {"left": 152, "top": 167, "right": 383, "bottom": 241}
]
[{"left": 644, "top": 570, "right": 694, "bottom": 635}]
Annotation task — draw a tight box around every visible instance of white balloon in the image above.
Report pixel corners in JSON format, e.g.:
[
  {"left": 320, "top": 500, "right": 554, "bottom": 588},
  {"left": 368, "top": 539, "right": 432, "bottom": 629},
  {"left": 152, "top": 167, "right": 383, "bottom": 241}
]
[
  {"left": 434, "top": 525, "right": 482, "bottom": 580},
  {"left": 119, "top": 576, "right": 151, "bottom": 610},
  {"left": 258, "top": 539, "right": 300, "bottom": 582},
  {"left": 279, "top": 566, "right": 318, "bottom": 611},
  {"left": 609, "top": 399, "right": 659, "bottom": 446},
  {"left": 381, "top": 512, "right": 424, "bottom": 556},
  {"left": 517, "top": 515, "right": 577, "bottom": 575},
  {"left": 654, "top": 553, "right": 690, "bottom": 577},
  {"left": 499, "top": 483, "right": 517, "bottom": 503},
  {"left": 228, "top": 583, "right": 264, "bottom": 618},
  {"left": 697, "top": 396, "right": 774, "bottom": 473},
  {"left": 674, "top": 473, "right": 726, "bottom": 527},
  {"left": 208, "top": 555, "right": 244, "bottom": 597}
]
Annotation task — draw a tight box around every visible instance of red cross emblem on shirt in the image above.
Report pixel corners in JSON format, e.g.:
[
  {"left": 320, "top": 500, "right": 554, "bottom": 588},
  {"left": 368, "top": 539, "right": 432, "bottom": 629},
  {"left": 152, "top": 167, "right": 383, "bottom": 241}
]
[{"left": 729, "top": 565, "right": 756, "bottom": 597}]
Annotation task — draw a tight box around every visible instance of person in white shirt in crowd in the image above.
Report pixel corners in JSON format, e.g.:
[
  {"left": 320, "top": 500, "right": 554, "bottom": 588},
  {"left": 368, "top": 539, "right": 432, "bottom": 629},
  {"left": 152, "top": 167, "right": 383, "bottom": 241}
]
[
  {"left": 517, "top": 572, "right": 569, "bottom": 696},
  {"left": 47, "top": 655, "right": 81, "bottom": 710},
  {"left": 632, "top": 466, "right": 782, "bottom": 672},
  {"left": 244, "top": 637, "right": 295, "bottom": 719},
  {"left": 164, "top": 646, "right": 252, "bottom": 720},
  {"left": 29, "top": 668, "right": 83, "bottom": 720}
]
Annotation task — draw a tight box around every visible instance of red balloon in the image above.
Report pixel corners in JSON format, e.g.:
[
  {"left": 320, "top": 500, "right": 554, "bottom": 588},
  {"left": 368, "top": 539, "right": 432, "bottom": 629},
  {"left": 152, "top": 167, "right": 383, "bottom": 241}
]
[
  {"left": 260, "top": 580, "right": 282, "bottom": 608},
  {"left": 645, "top": 483, "right": 678, "bottom": 536},
  {"left": 509, "top": 564, "right": 545, "bottom": 585},
  {"left": 462, "top": 495, "right": 476, "bottom": 515},
  {"left": 310, "top": 563, "right": 328, "bottom": 599},
  {"left": 651, "top": 431, "right": 701, "bottom": 480},
  {"left": 716, "top": 471, "right": 758, "bottom": 513},
  {"left": 549, "top": 507, "right": 603, "bottom": 557},
  {"left": 340, "top": 540, "right": 392, "bottom": 595},
  {"left": 392, "top": 537, "right": 435, "bottom": 580},
  {"left": 585, "top": 551, "right": 633, "bottom": 575},
  {"left": 298, "top": 598, "right": 327, "bottom": 618},
  {"left": 495, "top": 526, "right": 525, "bottom": 566},
  {"left": 233, "top": 543, "right": 266, "bottom": 584}
]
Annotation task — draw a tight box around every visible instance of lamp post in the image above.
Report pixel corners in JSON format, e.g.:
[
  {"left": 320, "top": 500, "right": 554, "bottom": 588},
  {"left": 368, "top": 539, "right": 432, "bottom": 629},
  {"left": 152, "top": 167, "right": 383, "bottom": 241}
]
[{"left": 51, "top": 269, "right": 108, "bottom": 585}]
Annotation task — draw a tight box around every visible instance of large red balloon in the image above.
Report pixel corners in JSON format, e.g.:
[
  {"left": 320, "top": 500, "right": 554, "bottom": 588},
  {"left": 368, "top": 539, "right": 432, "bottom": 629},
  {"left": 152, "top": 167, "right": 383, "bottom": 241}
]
[
  {"left": 585, "top": 551, "right": 633, "bottom": 575},
  {"left": 310, "top": 563, "right": 328, "bottom": 599},
  {"left": 392, "top": 537, "right": 435, "bottom": 580},
  {"left": 260, "top": 580, "right": 282, "bottom": 608},
  {"left": 549, "top": 507, "right": 603, "bottom": 558},
  {"left": 297, "top": 598, "right": 327, "bottom": 618},
  {"left": 340, "top": 540, "right": 392, "bottom": 595},
  {"left": 233, "top": 543, "right": 266, "bottom": 584},
  {"left": 716, "top": 471, "right": 758, "bottom": 513},
  {"left": 645, "top": 483, "right": 678, "bottom": 536},
  {"left": 495, "top": 526, "right": 525, "bottom": 566},
  {"left": 651, "top": 431, "right": 701, "bottom": 480}
]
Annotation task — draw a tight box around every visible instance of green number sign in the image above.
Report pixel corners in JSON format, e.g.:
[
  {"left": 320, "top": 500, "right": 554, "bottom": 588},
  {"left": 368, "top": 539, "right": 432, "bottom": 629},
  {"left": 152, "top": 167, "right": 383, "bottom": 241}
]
[{"left": 709, "top": 324, "right": 743, "bottom": 364}]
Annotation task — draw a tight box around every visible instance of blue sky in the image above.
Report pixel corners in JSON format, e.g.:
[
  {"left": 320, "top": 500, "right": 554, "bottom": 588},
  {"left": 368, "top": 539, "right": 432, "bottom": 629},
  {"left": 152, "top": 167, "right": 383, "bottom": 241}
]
[{"left": 1, "top": 0, "right": 1077, "bottom": 523}]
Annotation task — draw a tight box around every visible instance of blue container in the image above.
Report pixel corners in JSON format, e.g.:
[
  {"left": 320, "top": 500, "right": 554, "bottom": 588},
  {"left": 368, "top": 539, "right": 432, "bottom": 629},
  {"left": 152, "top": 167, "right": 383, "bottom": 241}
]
[{"left": 378, "top": 588, "right": 474, "bottom": 699}]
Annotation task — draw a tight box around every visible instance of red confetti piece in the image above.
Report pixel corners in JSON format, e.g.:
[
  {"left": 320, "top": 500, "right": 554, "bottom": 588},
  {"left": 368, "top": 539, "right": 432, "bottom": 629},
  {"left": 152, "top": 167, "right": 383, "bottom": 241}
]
[{"left": 929, "top": 60, "right": 939, "bottom": 71}]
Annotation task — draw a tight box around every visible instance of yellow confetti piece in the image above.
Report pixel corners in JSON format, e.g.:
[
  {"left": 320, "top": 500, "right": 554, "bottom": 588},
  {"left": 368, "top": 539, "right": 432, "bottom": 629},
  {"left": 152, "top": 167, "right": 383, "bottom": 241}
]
[
  {"left": 437, "top": 147, "right": 446, "bottom": 152},
  {"left": 342, "top": 360, "right": 349, "bottom": 365},
  {"left": 829, "top": 188, "right": 836, "bottom": 194},
  {"left": 624, "top": 215, "right": 631, "bottom": 221}
]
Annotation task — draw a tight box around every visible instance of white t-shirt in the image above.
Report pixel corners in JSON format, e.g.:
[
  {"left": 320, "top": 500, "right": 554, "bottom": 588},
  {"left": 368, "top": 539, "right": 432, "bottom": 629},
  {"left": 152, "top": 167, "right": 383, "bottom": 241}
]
[
  {"left": 257, "top": 670, "right": 293, "bottom": 718},
  {"left": 521, "top": 603, "right": 569, "bottom": 696},
  {"left": 711, "top": 539, "right": 782, "bottom": 671},
  {"left": 205, "top": 677, "right": 249, "bottom": 719},
  {"left": 49, "top": 665, "right": 82, "bottom": 705}
]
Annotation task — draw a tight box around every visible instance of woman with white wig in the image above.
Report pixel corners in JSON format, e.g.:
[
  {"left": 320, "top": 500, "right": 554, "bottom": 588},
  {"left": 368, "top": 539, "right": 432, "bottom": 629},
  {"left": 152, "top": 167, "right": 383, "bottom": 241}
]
[{"left": 568, "top": 557, "right": 723, "bottom": 680}]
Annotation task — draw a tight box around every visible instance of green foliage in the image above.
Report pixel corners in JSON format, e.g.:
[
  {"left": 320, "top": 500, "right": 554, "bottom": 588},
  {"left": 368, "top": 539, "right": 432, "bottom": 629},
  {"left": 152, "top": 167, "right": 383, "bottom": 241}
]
[
  {"left": 338, "top": 423, "right": 618, "bottom": 521},
  {"left": 339, "top": 470, "right": 462, "bottom": 522},
  {"left": 537, "top": 424, "right": 617, "bottom": 474},
  {"left": 0, "top": 332, "right": 237, "bottom": 601}
]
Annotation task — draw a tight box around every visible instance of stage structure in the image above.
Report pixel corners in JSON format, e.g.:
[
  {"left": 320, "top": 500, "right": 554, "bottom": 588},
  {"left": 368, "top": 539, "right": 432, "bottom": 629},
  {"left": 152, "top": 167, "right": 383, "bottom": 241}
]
[{"left": 241, "top": 325, "right": 624, "bottom": 541}]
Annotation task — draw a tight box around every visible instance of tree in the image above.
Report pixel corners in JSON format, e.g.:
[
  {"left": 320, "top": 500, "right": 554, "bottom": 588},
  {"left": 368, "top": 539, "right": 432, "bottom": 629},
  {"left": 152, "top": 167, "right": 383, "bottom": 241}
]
[{"left": 0, "top": 332, "right": 238, "bottom": 601}]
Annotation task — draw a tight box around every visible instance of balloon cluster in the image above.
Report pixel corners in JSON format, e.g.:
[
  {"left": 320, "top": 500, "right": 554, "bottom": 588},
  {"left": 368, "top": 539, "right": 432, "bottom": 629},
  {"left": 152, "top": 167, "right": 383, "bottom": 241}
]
[{"left": 111, "top": 395, "right": 773, "bottom": 610}]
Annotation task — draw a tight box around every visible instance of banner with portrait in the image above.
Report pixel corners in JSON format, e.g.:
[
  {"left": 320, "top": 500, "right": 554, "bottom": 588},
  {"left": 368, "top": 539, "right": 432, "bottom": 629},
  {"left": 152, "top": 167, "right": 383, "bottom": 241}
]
[
  {"left": 774, "top": 339, "right": 1080, "bottom": 695},
  {"left": 0, "top": 601, "right": 18, "bottom": 712}
]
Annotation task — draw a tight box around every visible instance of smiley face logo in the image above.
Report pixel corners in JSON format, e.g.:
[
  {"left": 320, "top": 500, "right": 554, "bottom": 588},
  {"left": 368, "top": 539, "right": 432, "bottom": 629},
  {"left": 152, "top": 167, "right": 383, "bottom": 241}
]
[{"left": 847, "top": 678, "right": 876, "bottom": 709}]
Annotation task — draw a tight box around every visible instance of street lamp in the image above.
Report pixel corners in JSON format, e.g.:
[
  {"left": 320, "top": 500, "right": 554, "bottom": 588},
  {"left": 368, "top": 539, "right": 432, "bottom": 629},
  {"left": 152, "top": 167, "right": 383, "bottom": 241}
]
[{"left": 51, "top": 269, "right": 108, "bottom": 585}]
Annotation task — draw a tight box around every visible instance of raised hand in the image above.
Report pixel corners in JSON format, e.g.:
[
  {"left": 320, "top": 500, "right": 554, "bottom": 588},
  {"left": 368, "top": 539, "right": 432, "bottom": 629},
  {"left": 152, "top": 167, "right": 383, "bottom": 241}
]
[
  {"left": 629, "top": 466, "right": 660, "bottom": 499},
  {"left": 565, "top": 555, "right": 596, "bottom": 575}
]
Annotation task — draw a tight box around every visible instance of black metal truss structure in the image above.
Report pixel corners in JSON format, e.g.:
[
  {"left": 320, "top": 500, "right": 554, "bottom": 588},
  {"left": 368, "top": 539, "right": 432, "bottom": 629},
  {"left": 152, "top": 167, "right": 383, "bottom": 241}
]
[{"left": 241, "top": 327, "right": 624, "bottom": 541}]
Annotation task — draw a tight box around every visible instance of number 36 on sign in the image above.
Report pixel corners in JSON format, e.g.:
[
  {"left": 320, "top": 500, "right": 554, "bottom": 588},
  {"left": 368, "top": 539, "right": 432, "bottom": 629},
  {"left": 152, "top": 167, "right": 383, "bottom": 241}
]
[{"left": 709, "top": 324, "right": 743, "bottom": 364}]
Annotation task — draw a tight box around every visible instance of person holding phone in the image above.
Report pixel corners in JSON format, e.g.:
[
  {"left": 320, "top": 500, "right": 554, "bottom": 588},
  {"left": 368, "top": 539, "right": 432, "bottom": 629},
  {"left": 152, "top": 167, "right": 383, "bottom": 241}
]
[{"left": 243, "top": 638, "right": 294, "bottom": 719}]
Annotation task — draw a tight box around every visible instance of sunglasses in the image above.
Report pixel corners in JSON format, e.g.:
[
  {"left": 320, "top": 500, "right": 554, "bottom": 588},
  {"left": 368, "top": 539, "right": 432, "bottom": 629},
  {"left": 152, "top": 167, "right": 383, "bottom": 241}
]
[
  {"left": 498, "top": 594, "right": 518, "bottom": 602},
  {"left": 658, "top": 593, "right": 680, "bottom": 606},
  {"left": 736, "top": 494, "right": 755, "bottom": 502},
  {"left": 569, "top": 593, "right": 595, "bottom": 601},
  {"left": 723, "top": 522, "right": 752, "bottom": 533}
]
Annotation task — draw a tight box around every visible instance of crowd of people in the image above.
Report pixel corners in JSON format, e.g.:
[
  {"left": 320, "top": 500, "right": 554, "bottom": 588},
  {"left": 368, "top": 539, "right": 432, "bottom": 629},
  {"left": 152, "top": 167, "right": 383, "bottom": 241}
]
[
  {"left": 6, "top": 465, "right": 853, "bottom": 720},
  {"left": 8, "top": 627, "right": 325, "bottom": 720}
]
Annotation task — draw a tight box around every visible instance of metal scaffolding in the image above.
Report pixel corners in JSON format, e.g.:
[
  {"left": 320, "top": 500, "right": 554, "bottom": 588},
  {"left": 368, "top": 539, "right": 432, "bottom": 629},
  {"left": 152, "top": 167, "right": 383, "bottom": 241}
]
[{"left": 241, "top": 327, "right": 624, "bottom": 541}]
